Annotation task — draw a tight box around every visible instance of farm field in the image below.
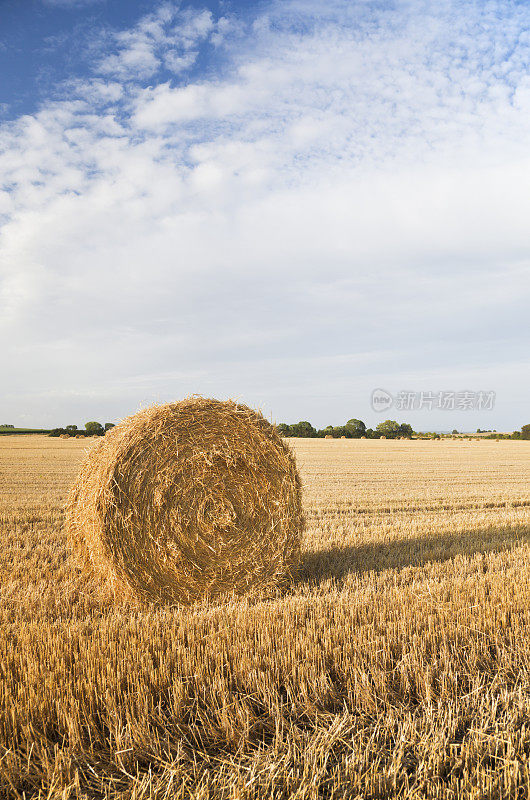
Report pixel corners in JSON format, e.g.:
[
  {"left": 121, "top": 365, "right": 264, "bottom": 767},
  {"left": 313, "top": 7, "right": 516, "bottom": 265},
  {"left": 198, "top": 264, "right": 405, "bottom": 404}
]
[{"left": 1, "top": 436, "right": 530, "bottom": 799}]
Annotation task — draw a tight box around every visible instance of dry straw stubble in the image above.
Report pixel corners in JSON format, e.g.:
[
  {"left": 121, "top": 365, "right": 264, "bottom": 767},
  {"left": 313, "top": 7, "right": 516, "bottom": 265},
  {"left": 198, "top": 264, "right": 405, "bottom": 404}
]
[{"left": 65, "top": 397, "right": 304, "bottom": 604}]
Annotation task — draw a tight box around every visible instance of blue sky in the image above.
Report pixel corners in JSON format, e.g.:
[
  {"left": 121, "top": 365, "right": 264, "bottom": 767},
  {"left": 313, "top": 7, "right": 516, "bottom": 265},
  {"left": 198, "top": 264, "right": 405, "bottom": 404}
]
[
  {"left": 1, "top": 0, "right": 529, "bottom": 430},
  {"left": 0, "top": 0, "right": 248, "bottom": 117}
]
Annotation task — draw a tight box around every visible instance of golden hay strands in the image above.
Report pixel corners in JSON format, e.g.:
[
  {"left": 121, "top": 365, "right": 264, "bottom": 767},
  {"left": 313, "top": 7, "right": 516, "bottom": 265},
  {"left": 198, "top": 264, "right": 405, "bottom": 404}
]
[{"left": 65, "top": 397, "right": 304, "bottom": 605}]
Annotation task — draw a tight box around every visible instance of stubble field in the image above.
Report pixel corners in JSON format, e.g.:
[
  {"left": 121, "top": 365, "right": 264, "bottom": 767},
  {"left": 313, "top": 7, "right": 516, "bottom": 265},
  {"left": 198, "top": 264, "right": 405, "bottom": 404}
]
[{"left": 1, "top": 435, "right": 530, "bottom": 799}]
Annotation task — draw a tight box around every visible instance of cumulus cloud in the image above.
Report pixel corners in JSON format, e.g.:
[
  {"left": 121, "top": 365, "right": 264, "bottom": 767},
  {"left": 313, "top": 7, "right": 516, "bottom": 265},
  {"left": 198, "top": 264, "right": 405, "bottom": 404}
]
[
  {"left": 97, "top": 4, "right": 219, "bottom": 80},
  {"left": 1, "top": 0, "right": 529, "bottom": 428}
]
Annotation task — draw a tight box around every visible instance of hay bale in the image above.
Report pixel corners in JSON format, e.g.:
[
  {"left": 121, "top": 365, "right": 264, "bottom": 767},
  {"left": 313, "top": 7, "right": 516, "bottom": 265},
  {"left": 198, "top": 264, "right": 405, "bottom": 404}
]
[
  {"left": 75, "top": 434, "right": 85, "bottom": 439},
  {"left": 60, "top": 434, "right": 70, "bottom": 439},
  {"left": 360, "top": 436, "right": 367, "bottom": 439},
  {"left": 380, "top": 435, "right": 386, "bottom": 440},
  {"left": 65, "top": 397, "right": 304, "bottom": 604},
  {"left": 340, "top": 436, "right": 346, "bottom": 439},
  {"left": 324, "top": 434, "right": 333, "bottom": 439}
]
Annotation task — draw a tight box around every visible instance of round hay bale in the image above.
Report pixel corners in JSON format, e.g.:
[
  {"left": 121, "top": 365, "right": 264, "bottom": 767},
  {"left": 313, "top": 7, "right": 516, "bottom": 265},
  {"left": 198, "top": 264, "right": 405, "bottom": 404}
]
[
  {"left": 65, "top": 397, "right": 304, "bottom": 604},
  {"left": 360, "top": 436, "right": 367, "bottom": 439},
  {"left": 75, "top": 434, "right": 85, "bottom": 439},
  {"left": 380, "top": 435, "right": 386, "bottom": 440},
  {"left": 340, "top": 435, "right": 346, "bottom": 439},
  {"left": 324, "top": 434, "right": 333, "bottom": 439},
  {"left": 60, "top": 434, "right": 70, "bottom": 439}
]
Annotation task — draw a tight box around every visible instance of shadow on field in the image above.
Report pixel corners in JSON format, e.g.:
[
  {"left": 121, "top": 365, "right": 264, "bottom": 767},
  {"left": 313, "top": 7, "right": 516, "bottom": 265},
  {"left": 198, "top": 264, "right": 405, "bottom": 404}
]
[{"left": 299, "top": 525, "right": 530, "bottom": 585}]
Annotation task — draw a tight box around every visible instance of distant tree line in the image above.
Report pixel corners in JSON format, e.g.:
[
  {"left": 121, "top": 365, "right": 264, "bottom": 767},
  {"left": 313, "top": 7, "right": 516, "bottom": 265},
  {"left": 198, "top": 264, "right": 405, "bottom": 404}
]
[
  {"left": 277, "top": 420, "right": 530, "bottom": 440},
  {"left": 49, "top": 422, "right": 115, "bottom": 437},
  {"left": 483, "top": 424, "right": 530, "bottom": 440},
  {"left": 277, "top": 418, "right": 414, "bottom": 439}
]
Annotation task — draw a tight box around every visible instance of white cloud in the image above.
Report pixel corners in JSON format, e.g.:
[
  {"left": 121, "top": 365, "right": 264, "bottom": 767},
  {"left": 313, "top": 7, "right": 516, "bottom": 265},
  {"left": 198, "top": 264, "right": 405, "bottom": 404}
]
[
  {"left": 1, "top": 0, "right": 530, "bottom": 428},
  {"left": 97, "top": 4, "right": 219, "bottom": 80}
]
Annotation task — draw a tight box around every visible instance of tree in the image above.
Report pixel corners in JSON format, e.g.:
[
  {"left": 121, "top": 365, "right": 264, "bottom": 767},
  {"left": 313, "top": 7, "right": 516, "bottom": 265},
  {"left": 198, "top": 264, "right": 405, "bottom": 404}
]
[
  {"left": 277, "top": 423, "right": 292, "bottom": 436},
  {"left": 521, "top": 424, "right": 530, "bottom": 440},
  {"left": 104, "top": 422, "right": 115, "bottom": 432},
  {"left": 85, "top": 421, "right": 104, "bottom": 435},
  {"left": 398, "top": 423, "right": 413, "bottom": 438},
  {"left": 376, "top": 420, "right": 401, "bottom": 439},
  {"left": 49, "top": 428, "right": 64, "bottom": 437},
  {"left": 452, "top": 429, "right": 459, "bottom": 435},
  {"left": 345, "top": 418, "right": 366, "bottom": 437},
  {"left": 332, "top": 426, "right": 347, "bottom": 438},
  {"left": 66, "top": 425, "right": 77, "bottom": 433},
  {"left": 291, "top": 421, "right": 316, "bottom": 438}
]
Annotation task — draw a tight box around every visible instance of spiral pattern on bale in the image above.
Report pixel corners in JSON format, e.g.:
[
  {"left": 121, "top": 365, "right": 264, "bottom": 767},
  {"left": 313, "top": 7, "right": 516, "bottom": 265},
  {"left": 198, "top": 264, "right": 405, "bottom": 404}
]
[{"left": 65, "top": 397, "right": 304, "bottom": 604}]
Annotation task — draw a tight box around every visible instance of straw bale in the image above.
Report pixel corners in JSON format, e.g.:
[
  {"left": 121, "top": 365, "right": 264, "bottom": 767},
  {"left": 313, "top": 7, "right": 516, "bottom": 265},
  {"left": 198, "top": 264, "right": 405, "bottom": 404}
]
[{"left": 65, "top": 397, "right": 304, "bottom": 604}]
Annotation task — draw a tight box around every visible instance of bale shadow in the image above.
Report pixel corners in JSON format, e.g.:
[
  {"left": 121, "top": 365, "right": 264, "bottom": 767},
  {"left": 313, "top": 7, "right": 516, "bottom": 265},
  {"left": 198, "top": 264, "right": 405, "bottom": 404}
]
[{"left": 299, "top": 525, "right": 530, "bottom": 586}]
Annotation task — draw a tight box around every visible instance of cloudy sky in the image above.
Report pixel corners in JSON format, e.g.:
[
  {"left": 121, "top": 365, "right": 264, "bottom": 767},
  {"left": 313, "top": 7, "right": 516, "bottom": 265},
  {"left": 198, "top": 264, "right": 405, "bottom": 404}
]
[{"left": 1, "top": 0, "right": 529, "bottom": 431}]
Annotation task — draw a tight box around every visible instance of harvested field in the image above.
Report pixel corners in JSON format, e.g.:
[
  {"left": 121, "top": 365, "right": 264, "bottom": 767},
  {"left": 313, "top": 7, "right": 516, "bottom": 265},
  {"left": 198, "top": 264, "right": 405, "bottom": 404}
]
[{"left": 1, "top": 436, "right": 530, "bottom": 798}]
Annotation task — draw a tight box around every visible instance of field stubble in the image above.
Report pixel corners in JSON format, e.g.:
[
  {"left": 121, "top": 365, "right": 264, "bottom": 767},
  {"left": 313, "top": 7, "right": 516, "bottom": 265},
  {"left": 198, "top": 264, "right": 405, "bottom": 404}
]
[{"left": 1, "top": 436, "right": 530, "bottom": 798}]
